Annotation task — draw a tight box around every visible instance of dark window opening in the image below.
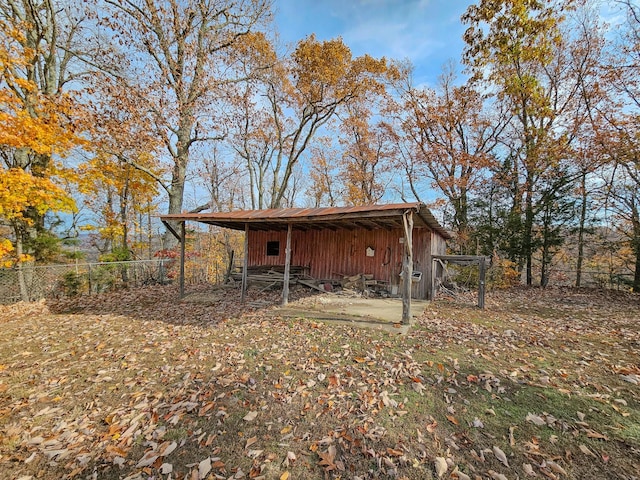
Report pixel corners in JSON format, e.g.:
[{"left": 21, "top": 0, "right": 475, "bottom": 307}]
[{"left": 266, "top": 241, "right": 280, "bottom": 256}]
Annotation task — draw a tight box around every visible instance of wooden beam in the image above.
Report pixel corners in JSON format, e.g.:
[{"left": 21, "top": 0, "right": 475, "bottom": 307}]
[
  {"left": 179, "top": 221, "right": 185, "bottom": 298},
  {"left": 401, "top": 210, "right": 414, "bottom": 325},
  {"left": 432, "top": 255, "right": 491, "bottom": 307},
  {"left": 298, "top": 279, "right": 326, "bottom": 292},
  {"left": 282, "top": 223, "right": 292, "bottom": 305},
  {"left": 478, "top": 256, "right": 487, "bottom": 309},
  {"left": 241, "top": 223, "right": 249, "bottom": 303},
  {"left": 162, "top": 220, "right": 181, "bottom": 241},
  {"left": 161, "top": 206, "right": 424, "bottom": 231},
  {"left": 426, "top": 232, "right": 434, "bottom": 300},
  {"left": 433, "top": 255, "right": 491, "bottom": 263}
]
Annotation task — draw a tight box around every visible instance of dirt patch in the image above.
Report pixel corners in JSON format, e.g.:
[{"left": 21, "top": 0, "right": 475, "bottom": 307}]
[{"left": 274, "top": 294, "right": 428, "bottom": 332}]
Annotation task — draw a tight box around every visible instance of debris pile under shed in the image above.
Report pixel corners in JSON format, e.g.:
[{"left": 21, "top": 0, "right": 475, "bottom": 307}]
[{"left": 229, "top": 265, "right": 394, "bottom": 297}]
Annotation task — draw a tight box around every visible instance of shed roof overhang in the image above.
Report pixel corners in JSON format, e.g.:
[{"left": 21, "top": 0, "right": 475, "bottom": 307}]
[{"left": 160, "top": 202, "right": 451, "bottom": 239}]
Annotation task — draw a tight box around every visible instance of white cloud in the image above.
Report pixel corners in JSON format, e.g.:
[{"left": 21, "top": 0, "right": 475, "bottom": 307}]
[{"left": 275, "top": 0, "right": 472, "bottom": 85}]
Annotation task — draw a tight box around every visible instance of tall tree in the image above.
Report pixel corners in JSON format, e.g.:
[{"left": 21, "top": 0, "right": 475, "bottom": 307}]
[
  {"left": 306, "top": 137, "right": 340, "bottom": 207},
  {"left": 537, "top": 165, "right": 576, "bottom": 286},
  {"left": 98, "top": 0, "right": 271, "bottom": 242},
  {"left": 80, "top": 75, "right": 163, "bottom": 257},
  {"left": 0, "top": 16, "right": 82, "bottom": 299},
  {"left": 338, "top": 102, "right": 391, "bottom": 205},
  {"left": 0, "top": 0, "right": 86, "bottom": 260},
  {"left": 231, "top": 35, "right": 390, "bottom": 208},
  {"left": 229, "top": 78, "right": 278, "bottom": 209},
  {"left": 603, "top": 0, "right": 640, "bottom": 291},
  {"left": 396, "top": 66, "right": 506, "bottom": 251},
  {"left": 462, "top": 0, "right": 594, "bottom": 284}
]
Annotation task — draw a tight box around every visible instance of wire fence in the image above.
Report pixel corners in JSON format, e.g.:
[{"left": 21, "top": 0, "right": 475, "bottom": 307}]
[
  {"left": 446, "top": 263, "right": 635, "bottom": 291},
  {"left": 0, "top": 257, "right": 635, "bottom": 305},
  {"left": 0, "top": 258, "right": 221, "bottom": 304}
]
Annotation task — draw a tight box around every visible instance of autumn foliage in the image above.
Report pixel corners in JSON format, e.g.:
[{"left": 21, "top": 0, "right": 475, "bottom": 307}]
[
  {"left": 0, "top": 19, "right": 81, "bottom": 268},
  {"left": 0, "top": 0, "right": 639, "bottom": 291}
]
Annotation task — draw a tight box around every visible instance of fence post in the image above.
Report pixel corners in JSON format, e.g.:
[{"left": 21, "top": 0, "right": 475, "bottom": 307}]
[
  {"left": 478, "top": 257, "right": 486, "bottom": 309},
  {"left": 88, "top": 264, "right": 92, "bottom": 295}
]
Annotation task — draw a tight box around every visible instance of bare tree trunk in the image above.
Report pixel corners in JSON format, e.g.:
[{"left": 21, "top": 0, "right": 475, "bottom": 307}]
[
  {"left": 576, "top": 171, "right": 588, "bottom": 287},
  {"left": 632, "top": 203, "right": 640, "bottom": 293},
  {"left": 14, "top": 226, "right": 29, "bottom": 302},
  {"left": 163, "top": 154, "right": 188, "bottom": 248},
  {"left": 524, "top": 171, "right": 535, "bottom": 286},
  {"left": 633, "top": 244, "right": 640, "bottom": 293}
]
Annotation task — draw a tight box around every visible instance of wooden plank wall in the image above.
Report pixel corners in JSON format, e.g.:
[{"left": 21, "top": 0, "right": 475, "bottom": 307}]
[
  {"left": 247, "top": 227, "right": 435, "bottom": 299},
  {"left": 429, "top": 232, "right": 448, "bottom": 299}
]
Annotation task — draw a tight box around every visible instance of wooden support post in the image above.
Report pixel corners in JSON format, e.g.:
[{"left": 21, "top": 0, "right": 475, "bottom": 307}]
[
  {"left": 282, "top": 223, "right": 292, "bottom": 305},
  {"left": 179, "top": 221, "right": 185, "bottom": 298},
  {"left": 478, "top": 256, "right": 486, "bottom": 309},
  {"left": 401, "top": 210, "right": 414, "bottom": 325},
  {"left": 223, "top": 250, "right": 235, "bottom": 284},
  {"left": 241, "top": 223, "right": 249, "bottom": 303},
  {"left": 430, "top": 258, "right": 436, "bottom": 301}
]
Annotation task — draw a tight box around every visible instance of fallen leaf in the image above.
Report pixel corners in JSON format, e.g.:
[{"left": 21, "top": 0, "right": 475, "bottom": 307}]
[
  {"left": 135, "top": 451, "right": 159, "bottom": 468},
  {"left": 584, "top": 429, "right": 608, "bottom": 440},
  {"left": 489, "top": 470, "right": 509, "bottom": 480},
  {"left": 426, "top": 420, "right": 438, "bottom": 432},
  {"left": 434, "top": 456, "right": 448, "bottom": 478},
  {"left": 247, "top": 449, "right": 263, "bottom": 459},
  {"left": 523, "top": 463, "right": 537, "bottom": 476},
  {"left": 579, "top": 444, "right": 597, "bottom": 458},
  {"left": 318, "top": 445, "right": 337, "bottom": 471},
  {"left": 283, "top": 451, "right": 296, "bottom": 467},
  {"left": 245, "top": 436, "right": 258, "bottom": 448},
  {"left": 452, "top": 467, "right": 471, "bottom": 480},
  {"left": 493, "top": 445, "right": 509, "bottom": 467},
  {"left": 198, "top": 457, "right": 212, "bottom": 478},
  {"left": 526, "top": 413, "right": 546, "bottom": 426},
  {"left": 158, "top": 440, "right": 177, "bottom": 457},
  {"left": 243, "top": 411, "right": 258, "bottom": 422},
  {"left": 546, "top": 460, "right": 567, "bottom": 476}
]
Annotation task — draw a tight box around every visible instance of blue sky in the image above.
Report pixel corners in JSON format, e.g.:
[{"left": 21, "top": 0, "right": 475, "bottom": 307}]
[{"left": 274, "top": 0, "right": 474, "bottom": 88}]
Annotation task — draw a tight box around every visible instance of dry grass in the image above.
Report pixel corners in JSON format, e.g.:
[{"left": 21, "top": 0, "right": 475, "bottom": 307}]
[{"left": 0, "top": 285, "right": 638, "bottom": 480}]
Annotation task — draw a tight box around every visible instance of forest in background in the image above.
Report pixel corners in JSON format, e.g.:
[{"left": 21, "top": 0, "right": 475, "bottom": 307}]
[{"left": 1, "top": 0, "right": 640, "bottom": 292}]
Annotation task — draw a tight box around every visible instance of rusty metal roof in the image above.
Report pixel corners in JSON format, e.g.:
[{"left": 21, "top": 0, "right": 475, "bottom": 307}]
[{"left": 160, "top": 202, "right": 451, "bottom": 239}]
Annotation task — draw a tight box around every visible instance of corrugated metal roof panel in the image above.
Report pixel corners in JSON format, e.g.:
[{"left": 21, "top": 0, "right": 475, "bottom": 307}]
[{"left": 160, "top": 202, "right": 451, "bottom": 239}]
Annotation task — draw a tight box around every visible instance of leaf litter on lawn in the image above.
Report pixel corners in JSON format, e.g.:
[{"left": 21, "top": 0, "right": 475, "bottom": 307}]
[{"left": 0, "top": 285, "right": 638, "bottom": 479}]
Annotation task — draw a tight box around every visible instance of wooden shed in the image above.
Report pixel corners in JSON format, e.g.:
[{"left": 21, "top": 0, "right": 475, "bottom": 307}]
[{"left": 161, "top": 202, "right": 450, "bottom": 324}]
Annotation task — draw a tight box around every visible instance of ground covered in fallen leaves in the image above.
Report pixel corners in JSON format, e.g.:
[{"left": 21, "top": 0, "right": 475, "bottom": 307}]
[{"left": 0, "top": 285, "right": 638, "bottom": 480}]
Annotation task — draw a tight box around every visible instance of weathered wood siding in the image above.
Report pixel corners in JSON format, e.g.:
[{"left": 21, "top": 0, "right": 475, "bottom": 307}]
[
  {"left": 428, "top": 230, "right": 448, "bottom": 299},
  {"left": 410, "top": 228, "right": 431, "bottom": 300},
  {"left": 247, "top": 226, "right": 437, "bottom": 299}
]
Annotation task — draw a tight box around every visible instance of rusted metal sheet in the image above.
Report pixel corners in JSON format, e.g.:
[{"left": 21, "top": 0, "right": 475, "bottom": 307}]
[{"left": 160, "top": 202, "right": 451, "bottom": 240}]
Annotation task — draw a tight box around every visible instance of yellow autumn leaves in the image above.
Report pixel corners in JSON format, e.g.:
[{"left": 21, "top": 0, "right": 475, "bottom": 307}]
[{"left": 0, "top": 19, "right": 86, "bottom": 265}]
